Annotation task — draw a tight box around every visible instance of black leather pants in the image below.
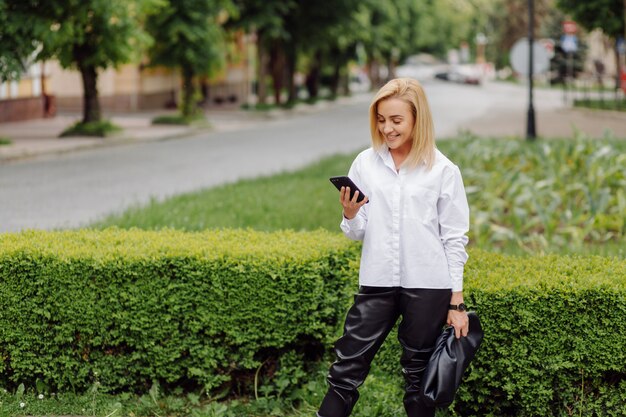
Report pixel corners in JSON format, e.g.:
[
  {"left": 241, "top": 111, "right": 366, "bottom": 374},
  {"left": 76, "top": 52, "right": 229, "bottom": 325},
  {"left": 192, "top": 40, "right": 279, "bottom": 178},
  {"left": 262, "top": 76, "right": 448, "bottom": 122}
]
[{"left": 317, "top": 286, "right": 450, "bottom": 417}]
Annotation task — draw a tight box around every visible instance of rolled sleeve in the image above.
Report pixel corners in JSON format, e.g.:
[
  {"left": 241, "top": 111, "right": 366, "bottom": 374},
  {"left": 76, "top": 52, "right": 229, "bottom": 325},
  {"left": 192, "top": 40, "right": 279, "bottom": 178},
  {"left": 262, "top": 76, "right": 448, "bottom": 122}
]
[
  {"left": 438, "top": 165, "right": 470, "bottom": 292},
  {"left": 340, "top": 214, "right": 366, "bottom": 241}
]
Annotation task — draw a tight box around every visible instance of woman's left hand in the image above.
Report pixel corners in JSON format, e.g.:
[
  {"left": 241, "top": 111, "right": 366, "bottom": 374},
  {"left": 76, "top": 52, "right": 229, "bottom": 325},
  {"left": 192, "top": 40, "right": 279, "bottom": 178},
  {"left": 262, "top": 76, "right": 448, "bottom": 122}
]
[
  {"left": 447, "top": 310, "right": 469, "bottom": 339},
  {"left": 447, "top": 291, "right": 469, "bottom": 339}
]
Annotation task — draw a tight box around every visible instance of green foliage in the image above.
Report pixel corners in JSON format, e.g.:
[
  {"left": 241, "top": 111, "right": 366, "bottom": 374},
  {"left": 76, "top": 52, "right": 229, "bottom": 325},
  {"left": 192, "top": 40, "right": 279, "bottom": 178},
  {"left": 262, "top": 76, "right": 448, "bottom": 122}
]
[
  {"left": 0, "top": 136, "right": 12, "bottom": 146},
  {"left": 372, "top": 249, "right": 626, "bottom": 416},
  {"left": 574, "top": 98, "right": 626, "bottom": 112},
  {"left": 0, "top": 228, "right": 358, "bottom": 396},
  {"left": 229, "top": 0, "right": 295, "bottom": 40},
  {"left": 59, "top": 120, "right": 122, "bottom": 137},
  {"left": 484, "top": 0, "right": 560, "bottom": 68},
  {"left": 556, "top": 0, "right": 625, "bottom": 40},
  {"left": 1, "top": 0, "right": 162, "bottom": 122},
  {"left": 442, "top": 135, "right": 626, "bottom": 253},
  {"left": 39, "top": 0, "right": 160, "bottom": 71},
  {"left": 0, "top": 0, "right": 49, "bottom": 81},
  {"left": 2, "top": 232, "right": 626, "bottom": 415},
  {"left": 146, "top": 0, "right": 233, "bottom": 117},
  {"left": 152, "top": 114, "right": 209, "bottom": 126}
]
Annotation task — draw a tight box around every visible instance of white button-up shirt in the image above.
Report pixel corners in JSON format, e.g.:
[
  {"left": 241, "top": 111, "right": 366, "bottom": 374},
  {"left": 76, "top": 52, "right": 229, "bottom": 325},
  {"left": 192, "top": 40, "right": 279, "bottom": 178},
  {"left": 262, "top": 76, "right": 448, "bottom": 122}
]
[{"left": 340, "top": 146, "right": 470, "bottom": 292}]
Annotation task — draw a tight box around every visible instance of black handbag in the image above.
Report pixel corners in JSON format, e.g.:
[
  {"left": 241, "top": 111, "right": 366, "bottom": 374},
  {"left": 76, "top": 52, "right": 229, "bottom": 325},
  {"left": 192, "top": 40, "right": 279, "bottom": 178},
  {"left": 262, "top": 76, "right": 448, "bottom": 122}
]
[{"left": 420, "top": 311, "right": 484, "bottom": 407}]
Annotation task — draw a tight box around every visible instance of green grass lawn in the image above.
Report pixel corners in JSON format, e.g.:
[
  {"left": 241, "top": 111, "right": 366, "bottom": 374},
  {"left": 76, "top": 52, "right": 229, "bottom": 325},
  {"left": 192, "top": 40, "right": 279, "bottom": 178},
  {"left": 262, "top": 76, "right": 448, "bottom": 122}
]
[
  {"left": 93, "top": 152, "right": 355, "bottom": 232},
  {"left": 94, "top": 135, "right": 626, "bottom": 257}
]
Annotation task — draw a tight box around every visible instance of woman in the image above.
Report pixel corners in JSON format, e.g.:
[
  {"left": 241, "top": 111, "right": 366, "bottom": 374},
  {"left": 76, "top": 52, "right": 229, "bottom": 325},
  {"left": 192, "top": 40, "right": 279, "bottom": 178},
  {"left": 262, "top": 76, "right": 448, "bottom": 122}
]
[{"left": 318, "top": 78, "right": 470, "bottom": 417}]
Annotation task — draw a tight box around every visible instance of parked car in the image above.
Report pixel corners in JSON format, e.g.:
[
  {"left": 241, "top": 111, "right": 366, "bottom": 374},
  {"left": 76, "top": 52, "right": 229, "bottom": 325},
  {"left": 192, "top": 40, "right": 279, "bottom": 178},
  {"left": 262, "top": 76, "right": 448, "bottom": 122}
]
[
  {"left": 434, "top": 65, "right": 482, "bottom": 85},
  {"left": 396, "top": 53, "right": 447, "bottom": 81}
]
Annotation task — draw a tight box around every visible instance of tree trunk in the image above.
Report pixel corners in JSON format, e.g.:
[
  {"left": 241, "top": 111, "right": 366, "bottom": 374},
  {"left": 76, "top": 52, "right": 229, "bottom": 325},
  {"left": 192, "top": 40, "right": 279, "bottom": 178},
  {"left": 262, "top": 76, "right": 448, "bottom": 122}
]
[
  {"left": 269, "top": 39, "right": 285, "bottom": 105},
  {"left": 330, "top": 56, "right": 342, "bottom": 97},
  {"left": 614, "top": 42, "right": 621, "bottom": 95},
  {"left": 341, "top": 72, "right": 349, "bottom": 96},
  {"left": 257, "top": 32, "right": 268, "bottom": 105},
  {"left": 387, "top": 57, "right": 396, "bottom": 82},
  {"left": 181, "top": 66, "right": 195, "bottom": 117},
  {"left": 78, "top": 63, "right": 101, "bottom": 123},
  {"left": 286, "top": 45, "right": 297, "bottom": 104},
  {"left": 305, "top": 50, "right": 322, "bottom": 99},
  {"left": 368, "top": 59, "right": 380, "bottom": 90}
]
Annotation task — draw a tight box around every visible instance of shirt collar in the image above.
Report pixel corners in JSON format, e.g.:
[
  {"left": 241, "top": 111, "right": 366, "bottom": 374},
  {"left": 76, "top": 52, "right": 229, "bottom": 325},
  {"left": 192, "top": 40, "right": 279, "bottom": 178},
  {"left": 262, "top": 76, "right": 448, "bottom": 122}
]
[{"left": 375, "top": 146, "right": 398, "bottom": 172}]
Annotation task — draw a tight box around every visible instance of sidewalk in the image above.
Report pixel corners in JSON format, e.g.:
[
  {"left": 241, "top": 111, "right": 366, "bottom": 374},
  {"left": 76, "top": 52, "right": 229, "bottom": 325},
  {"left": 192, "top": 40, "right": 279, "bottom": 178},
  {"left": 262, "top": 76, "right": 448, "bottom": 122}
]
[
  {"left": 0, "top": 109, "right": 264, "bottom": 162},
  {"left": 460, "top": 106, "right": 626, "bottom": 140}
]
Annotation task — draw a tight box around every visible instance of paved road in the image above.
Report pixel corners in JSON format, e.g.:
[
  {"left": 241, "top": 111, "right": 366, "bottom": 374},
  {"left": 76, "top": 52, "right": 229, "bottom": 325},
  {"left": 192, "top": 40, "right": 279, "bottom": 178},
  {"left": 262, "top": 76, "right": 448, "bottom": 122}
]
[{"left": 0, "top": 80, "right": 564, "bottom": 232}]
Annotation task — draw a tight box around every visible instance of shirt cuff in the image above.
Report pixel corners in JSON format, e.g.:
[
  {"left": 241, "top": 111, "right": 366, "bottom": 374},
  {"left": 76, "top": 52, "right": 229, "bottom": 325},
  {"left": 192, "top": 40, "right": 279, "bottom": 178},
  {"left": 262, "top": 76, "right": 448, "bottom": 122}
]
[
  {"left": 449, "top": 267, "right": 464, "bottom": 292},
  {"left": 340, "top": 215, "right": 364, "bottom": 233}
]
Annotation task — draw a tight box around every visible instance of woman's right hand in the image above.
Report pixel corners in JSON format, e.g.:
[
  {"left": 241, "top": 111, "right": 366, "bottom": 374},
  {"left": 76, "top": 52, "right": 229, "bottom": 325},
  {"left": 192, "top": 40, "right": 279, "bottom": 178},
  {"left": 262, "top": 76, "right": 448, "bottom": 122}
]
[{"left": 340, "top": 186, "right": 368, "bottom": 219}]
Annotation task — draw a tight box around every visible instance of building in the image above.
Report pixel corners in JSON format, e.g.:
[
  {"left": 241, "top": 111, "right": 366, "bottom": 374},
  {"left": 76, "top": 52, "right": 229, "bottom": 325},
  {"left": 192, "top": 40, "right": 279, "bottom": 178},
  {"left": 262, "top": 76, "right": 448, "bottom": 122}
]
[{"left": 0, "top": 31, "right": 255, "bottom": 123}]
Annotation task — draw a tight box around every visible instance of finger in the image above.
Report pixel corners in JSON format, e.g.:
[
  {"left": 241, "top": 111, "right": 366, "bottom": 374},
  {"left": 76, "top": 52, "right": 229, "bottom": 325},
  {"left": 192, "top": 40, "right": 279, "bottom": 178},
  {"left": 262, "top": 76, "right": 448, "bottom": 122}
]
[
  {"left": 351, "top": 190, "right": 360, "bottom": 203},
  {"left": 340, "top": 186, "right": 346, "bottom": 203},
  {"left": 344, "top": 187, "right": 352, "bottom": 203},
  {"left": 341, "top": 187, "right": 352, "bottom": 205},
  {"left": 455, "top": 325, "right": 462, "bottom": 339}
]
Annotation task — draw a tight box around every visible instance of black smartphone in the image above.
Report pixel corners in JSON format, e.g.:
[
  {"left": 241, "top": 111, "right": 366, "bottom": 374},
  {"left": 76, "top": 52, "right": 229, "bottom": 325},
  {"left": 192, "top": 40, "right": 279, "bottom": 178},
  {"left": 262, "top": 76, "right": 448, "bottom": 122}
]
[{"left": 329, "top": 176, "right": 369, "bottom": 203}]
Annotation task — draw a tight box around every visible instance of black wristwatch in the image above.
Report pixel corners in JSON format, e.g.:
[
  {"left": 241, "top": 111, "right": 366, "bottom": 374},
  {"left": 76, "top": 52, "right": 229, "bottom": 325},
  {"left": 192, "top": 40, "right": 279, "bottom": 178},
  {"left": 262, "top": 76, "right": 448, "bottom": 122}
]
[{"left": 448, "top": 303, "right": 467, "bottom": 312}]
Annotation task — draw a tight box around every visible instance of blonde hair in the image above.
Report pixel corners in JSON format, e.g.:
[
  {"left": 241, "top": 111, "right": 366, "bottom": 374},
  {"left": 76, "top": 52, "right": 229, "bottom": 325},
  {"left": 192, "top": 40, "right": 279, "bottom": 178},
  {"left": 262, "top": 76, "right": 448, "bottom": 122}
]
[{"left": 369, "top": 78, "right": 436, "bottom": 169}]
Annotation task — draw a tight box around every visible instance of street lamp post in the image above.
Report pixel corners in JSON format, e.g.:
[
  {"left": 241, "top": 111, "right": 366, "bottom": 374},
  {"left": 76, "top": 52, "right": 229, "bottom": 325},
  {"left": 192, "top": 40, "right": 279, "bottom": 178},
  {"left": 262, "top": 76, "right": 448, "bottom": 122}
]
[{"left": 526, "top": 0, "right": 536, "bottom": 140}]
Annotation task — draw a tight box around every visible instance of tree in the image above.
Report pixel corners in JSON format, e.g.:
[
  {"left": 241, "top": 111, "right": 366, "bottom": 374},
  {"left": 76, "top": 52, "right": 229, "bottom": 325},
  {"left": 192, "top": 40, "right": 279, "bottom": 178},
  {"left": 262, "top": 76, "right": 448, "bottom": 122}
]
[
  {"left": 284, "top": 0, "right": 363, "bottom": 100},
  {"left": 146, "top": 0, "right": 234, "bottom": 118},
  {"left": 556, "top": 0, "right": 626, "bottom": 90},
  {"left": 0, "top": 0, "right": 48, "bottom": 81},
  {"left": 7, "top": 0, "right": 159, "bottom": 124},
  {"left": 229, "top": 0, "right": 296, "bottom": 105},
  {"left": 357, "top": 0, "right": 477, "bottom": 87}
]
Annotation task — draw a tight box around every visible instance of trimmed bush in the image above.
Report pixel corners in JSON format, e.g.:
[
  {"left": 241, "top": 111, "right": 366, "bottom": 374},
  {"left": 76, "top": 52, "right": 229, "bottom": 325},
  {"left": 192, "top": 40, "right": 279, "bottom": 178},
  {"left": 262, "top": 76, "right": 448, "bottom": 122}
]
[
  {"left": 0, "top": 228, "right": 358, "bottom": 394},
  {"left": 2, "top": 229, "right": 626, "bottom": 415},
  {"left": 373, "top": 250, "right": 626, "bottom": 417}
]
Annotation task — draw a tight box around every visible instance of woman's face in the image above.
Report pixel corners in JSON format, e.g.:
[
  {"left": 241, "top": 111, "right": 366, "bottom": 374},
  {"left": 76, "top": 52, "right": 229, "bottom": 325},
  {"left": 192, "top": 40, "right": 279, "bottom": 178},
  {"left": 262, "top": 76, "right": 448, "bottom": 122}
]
[{"left": 376, "top": 98, "right": 415, "bottom": 154}]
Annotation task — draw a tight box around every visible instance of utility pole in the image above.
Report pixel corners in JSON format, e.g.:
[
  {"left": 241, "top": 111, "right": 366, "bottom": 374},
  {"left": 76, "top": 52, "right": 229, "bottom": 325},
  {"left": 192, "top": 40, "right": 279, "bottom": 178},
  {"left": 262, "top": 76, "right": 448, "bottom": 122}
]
[{"left": 526, "top": 0, "right": 536, "bottom": 140}]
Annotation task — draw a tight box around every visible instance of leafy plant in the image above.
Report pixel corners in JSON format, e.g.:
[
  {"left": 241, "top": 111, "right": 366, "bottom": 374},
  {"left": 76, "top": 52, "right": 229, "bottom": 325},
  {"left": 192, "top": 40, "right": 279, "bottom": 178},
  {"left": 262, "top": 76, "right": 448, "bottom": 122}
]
[
  {"left": 443, "top": 134, "right": 626, "bottom": 253},
  {"left": 59, "top": 120, "right": 122, "bottom": 138}
]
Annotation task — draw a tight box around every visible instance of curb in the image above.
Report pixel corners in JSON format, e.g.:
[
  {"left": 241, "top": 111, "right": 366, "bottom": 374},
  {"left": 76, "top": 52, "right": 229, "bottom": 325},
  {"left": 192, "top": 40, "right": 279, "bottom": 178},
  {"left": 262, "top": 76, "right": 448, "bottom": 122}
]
[{"left": 0, "top": 126, "right": 208, "bottom": 163}]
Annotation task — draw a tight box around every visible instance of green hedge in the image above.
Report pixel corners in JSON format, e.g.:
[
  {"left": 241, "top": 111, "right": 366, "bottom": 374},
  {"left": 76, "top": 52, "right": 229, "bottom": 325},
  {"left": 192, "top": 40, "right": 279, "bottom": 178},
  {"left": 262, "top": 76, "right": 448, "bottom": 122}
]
[
  {"left": 2, "top": 229, "right": 626, "bottom": 416},
  {"left": 0, "top": 228, "right": 358, "bottom": 394},
  {"left": 373, "top": 250, "right": 626, "bottom": 417}
]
